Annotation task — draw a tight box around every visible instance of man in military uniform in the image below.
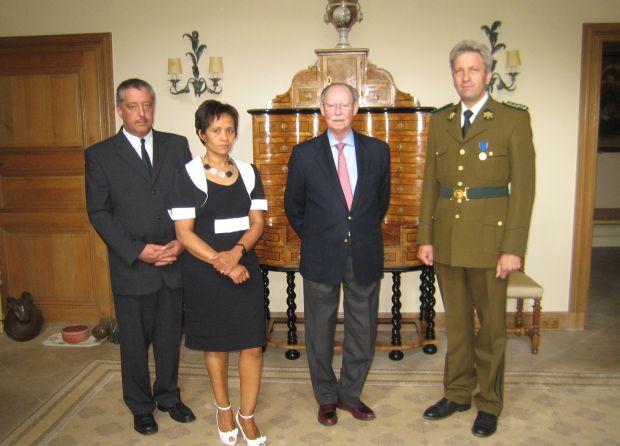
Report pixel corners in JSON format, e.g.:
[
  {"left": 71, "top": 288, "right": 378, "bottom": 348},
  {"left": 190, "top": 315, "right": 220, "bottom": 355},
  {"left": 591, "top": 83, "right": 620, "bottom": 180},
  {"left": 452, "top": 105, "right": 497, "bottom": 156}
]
[{"left": 417, "top": 40, "right": 535, "bottom": 437}]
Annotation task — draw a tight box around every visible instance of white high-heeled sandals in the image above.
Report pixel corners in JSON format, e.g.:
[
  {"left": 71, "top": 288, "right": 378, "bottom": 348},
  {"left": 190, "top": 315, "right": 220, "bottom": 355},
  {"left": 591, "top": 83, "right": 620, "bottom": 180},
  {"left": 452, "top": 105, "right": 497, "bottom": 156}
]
[
  {"left": 215, "top": 402, "right": 239, "bottom": 445},
  {"left": 235, "top": 409, "right": 267, "bottom": 446}
]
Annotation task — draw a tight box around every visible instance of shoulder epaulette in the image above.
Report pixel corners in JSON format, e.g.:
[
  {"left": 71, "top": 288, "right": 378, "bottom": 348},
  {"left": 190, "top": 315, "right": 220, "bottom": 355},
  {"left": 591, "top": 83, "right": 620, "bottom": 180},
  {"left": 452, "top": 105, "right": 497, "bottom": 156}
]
[
  {"left": 432, "top": 103, "right": 453, "bottom": 114},
  {"left": 502, "top": 100, "right": 529, "bottom": 111}
]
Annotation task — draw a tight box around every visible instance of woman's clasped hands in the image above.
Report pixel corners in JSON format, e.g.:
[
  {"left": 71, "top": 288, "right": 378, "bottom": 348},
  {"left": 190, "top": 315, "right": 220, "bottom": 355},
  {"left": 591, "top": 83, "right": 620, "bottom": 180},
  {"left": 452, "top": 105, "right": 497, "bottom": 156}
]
[{"left": 210, "top": 249, "right": 250, "bottom": 284}]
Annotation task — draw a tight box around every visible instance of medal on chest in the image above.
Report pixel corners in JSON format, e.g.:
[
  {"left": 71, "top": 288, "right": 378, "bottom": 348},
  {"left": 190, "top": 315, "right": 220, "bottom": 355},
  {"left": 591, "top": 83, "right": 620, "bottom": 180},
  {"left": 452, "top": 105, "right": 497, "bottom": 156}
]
[{"left": 479, "top": 141, "right": 489, "bottom": 161}]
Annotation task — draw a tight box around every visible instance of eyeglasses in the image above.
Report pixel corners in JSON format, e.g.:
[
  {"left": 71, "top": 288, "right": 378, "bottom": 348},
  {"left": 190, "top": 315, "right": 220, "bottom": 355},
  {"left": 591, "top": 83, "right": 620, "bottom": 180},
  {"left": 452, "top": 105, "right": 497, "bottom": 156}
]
[{"left": 323, "top": 102, "right": 353, "bottom": 111}]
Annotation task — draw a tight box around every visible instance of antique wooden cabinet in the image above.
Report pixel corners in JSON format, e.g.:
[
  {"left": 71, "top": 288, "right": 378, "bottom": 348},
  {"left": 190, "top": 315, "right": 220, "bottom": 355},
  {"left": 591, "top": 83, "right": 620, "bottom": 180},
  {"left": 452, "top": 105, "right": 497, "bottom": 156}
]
[
  {"left": 249, "top": 48, "right": 434, "bottom": 270},
  {"left": 249, "top": 48, "right": 438, "bottom": 358},
  {"left": 249, "top": 108, "right": 433, "bottom": 269}
]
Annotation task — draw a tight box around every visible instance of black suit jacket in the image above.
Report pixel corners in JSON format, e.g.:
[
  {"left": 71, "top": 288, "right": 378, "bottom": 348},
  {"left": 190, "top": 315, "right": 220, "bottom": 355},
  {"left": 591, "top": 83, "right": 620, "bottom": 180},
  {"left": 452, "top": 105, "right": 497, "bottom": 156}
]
[
  {"left": 85, "top": 128, "right": 192, "bottom": 295},
  {"left": 284, "top": 131, "right": 390, "bottom": 285}
]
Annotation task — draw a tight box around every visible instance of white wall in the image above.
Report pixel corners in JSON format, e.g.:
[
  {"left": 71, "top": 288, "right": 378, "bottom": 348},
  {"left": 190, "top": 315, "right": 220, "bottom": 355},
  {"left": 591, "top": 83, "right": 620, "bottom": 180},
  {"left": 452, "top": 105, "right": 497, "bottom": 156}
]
[{"left": 2, "top": 0, "right": 620, "bottom": 314}]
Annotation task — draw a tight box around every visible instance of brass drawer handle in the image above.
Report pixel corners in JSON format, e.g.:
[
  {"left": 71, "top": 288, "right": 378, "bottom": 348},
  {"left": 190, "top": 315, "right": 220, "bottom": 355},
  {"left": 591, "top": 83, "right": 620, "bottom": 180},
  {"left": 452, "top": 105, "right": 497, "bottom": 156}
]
[
  {"left": 396, "top": 186, "right": 404, "bottom": 193},
  {"left": 394, "top": 166, "right": 403, "bottom": 173},
  {"left": 396, "top": 123, "right": 405, "bottom": 130},
  {"left": 280, "top": 123, "right": 288, "bottom": 131},
  {"left": 282, "top": 166, "right": 288, "bottom": 173},
  {"left": 397, "top": 207, "right": 404, "bottom": 214},
  {"left": 396, "top": 144, "right": 403, "bottom": 151},
  {"left": 280, "top": 145, "right": 288, "bottom": 151}
]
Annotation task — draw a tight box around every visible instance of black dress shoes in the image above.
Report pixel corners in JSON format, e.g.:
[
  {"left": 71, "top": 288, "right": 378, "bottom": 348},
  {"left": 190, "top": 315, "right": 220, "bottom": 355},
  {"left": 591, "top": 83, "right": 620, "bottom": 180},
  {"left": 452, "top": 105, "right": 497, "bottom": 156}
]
[
  {"left": 472, "top": 411, "right": 497, "bottom": 437},
  {"left": 157, "top": 401, "right": 196, "bottom": 423},
  {"left": 423, "top": 398, "right": 471, "bottom": 420},
  {"left": 133, "top": 413, "right": 158, "bottom": 435}
]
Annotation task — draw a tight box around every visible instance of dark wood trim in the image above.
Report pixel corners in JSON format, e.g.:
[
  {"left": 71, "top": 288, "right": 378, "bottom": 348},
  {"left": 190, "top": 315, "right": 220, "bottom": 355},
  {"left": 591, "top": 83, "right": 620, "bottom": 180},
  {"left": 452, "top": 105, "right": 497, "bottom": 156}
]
[
  {"left": 268, "top": 311, "right": 583, "bottom": 330},
  {"left": 593, "top": 208, "right": 620, "bottom": 222},
  {"left": 571, "top": 23, "right": 620, "bottom": 328},
  {"left": 247, "top": 106, "right": 436, "bottom": 115}
]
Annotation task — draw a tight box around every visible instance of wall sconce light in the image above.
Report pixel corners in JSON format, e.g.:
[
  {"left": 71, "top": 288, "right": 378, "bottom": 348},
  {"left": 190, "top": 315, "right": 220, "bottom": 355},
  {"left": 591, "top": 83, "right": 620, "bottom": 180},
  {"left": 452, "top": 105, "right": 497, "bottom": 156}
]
[
  {"left": 481, "top": 21, "right": 521, "bottom": 93},
  {"left": 168, "top": 31, "right": 223, "bottom": 97}
]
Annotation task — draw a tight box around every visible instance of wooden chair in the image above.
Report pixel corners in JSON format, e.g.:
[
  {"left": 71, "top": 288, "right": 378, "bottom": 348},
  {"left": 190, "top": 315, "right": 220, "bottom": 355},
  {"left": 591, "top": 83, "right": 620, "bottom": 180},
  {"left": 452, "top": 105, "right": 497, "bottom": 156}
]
[{"left": 506, "top": 271, "right": 544, "bottom": 354}]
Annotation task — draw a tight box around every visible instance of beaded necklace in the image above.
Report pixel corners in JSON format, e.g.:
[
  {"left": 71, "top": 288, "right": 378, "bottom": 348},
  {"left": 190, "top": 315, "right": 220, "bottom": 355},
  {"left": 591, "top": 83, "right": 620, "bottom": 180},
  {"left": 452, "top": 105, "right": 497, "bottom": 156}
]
[{"left": 203, "top": 157, "right": 234, "bottom": 178}]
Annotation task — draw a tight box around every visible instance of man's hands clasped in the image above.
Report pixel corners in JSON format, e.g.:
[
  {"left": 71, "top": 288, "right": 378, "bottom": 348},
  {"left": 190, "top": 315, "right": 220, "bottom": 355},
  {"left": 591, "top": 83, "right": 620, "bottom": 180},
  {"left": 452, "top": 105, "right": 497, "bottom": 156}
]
[{"left": 139, "top": 240, "right": 184, "bottom": 266}]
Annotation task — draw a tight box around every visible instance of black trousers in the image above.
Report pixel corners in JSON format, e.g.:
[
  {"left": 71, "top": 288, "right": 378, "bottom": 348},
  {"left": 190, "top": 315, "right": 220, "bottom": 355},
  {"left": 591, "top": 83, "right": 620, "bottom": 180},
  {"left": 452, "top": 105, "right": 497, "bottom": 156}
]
[
  {"left": 114, "top": 286, "right": 183, "bottom": 415},
  {"left": 303, "top": 251, "right": 380, "bottom": 406}
]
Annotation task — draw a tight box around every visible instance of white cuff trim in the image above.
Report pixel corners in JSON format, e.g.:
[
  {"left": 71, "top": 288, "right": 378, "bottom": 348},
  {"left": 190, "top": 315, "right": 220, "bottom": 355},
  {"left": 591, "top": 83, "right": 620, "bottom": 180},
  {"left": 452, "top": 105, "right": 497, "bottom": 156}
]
[
  {"left": 251, "top": 199, "right": 268, "bottom": 211},
  {"left": 168, "top": 207, "right": 196, "bottom": 220}
]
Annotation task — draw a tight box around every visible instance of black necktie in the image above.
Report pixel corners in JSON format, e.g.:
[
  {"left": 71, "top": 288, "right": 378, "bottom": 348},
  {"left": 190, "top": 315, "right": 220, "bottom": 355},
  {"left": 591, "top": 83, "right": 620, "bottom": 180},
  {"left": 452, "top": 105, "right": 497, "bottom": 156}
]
[
  {"left": 462, "top": 109, "right": 473, "bottom": 137},
  {"left": 140, "top": 138, "right": 152, "bottom": 175}
]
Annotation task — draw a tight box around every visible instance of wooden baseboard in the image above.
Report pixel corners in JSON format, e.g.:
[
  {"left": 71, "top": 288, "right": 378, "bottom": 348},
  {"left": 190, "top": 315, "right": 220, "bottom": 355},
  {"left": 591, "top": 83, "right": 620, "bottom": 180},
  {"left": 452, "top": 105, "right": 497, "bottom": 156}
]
[{"left": 267, "top": 311, "right": 585, "bottom": 330}]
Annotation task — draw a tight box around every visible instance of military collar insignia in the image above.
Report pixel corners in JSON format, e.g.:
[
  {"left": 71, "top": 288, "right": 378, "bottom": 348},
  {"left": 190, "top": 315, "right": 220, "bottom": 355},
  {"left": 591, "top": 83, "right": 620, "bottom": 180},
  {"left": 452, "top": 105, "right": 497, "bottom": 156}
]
[
  {"left": 448, "top": 111, "right": 456, "bottom": 121},
  {"left": 482, "top": 109, "right": 494, "bottom": 120}
]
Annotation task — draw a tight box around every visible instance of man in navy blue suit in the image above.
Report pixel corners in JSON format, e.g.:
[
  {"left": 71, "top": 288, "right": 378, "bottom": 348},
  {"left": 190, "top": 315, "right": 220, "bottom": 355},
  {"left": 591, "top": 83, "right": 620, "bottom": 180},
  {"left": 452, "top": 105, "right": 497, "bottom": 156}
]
[{"left": 285, "top": 83, "right": 391, "bottom": 427}]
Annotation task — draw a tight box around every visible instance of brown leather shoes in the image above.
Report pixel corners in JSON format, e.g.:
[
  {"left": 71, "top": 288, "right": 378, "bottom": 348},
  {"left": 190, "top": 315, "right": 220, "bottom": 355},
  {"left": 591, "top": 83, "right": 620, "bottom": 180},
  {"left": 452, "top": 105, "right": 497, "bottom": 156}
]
[
  {"left": 318, "top": 403, "right": 338, "bottom": 426},
  {"left": 337, "top": 401, "right": 375, "bottom": 421}
]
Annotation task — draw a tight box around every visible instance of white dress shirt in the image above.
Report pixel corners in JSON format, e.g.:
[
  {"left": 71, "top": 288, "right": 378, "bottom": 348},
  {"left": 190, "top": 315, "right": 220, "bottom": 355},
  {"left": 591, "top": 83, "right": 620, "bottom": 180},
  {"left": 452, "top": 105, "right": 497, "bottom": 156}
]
[
  {"left": 461, "top": 92, "right": 489, "bottom": 126},
  {"left": 123, "top": 128, "right": 153, "bottom": 165}
]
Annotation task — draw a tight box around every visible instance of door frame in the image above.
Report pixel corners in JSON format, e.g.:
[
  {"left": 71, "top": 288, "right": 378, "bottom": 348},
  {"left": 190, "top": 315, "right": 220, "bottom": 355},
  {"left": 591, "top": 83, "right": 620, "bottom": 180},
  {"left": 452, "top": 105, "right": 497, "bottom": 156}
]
[{"left": 570, "top": 23, "right": 620, "bottom": 328}]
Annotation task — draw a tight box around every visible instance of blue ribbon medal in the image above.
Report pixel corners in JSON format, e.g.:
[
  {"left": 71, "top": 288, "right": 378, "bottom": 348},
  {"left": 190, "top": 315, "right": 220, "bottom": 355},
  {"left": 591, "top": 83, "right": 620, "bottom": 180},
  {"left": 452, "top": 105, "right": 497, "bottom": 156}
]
[{"left": 479, "top": 141, "right": 489, "bottom": 160}]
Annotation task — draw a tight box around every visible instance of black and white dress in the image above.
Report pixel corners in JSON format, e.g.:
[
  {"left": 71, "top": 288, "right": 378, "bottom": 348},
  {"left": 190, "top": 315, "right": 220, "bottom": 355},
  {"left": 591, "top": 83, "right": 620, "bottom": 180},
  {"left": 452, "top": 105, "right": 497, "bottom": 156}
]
[{"left": 168, "top": 157, "right": 268, "bottom": 351}]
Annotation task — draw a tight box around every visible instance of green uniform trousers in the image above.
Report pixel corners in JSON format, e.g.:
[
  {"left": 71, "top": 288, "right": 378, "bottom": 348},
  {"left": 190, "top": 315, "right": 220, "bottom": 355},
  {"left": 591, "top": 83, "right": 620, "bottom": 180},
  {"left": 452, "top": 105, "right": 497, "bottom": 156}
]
[{"left": 435, "top": 262, "right": 508, "bottom": 416}]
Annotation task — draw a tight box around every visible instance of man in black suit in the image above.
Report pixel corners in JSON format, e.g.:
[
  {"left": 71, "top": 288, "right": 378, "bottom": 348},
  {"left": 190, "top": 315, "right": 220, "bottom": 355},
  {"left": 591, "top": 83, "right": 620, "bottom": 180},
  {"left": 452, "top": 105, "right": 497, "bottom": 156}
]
[
  {"left": 284, "top": 83, "right": 390, "bottom": 426},
  {"left": 85, "top": 78, "right": 195, "bottom": 435}
]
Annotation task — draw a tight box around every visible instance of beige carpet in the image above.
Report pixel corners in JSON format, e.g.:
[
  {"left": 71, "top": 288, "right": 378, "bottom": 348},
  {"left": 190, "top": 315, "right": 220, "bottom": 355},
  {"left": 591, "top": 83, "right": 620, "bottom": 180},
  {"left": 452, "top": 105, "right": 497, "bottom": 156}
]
[{"left": 5, "top": 360, "right": 620, "bottom": 445}]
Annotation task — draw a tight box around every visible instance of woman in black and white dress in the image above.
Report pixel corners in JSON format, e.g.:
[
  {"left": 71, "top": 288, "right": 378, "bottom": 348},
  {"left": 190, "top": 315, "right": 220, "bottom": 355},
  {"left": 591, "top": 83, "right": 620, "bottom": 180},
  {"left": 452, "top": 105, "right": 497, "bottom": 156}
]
[{"left": 168, "top": 100, "right": 267, "bottom": 446}]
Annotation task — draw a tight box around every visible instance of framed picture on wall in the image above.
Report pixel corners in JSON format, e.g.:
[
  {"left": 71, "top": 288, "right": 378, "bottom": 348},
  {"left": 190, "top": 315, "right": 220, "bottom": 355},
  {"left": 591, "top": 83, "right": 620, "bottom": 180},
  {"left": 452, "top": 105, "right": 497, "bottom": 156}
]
[{"left": 599, "top": 44, "right": 620, "bottom": 153}]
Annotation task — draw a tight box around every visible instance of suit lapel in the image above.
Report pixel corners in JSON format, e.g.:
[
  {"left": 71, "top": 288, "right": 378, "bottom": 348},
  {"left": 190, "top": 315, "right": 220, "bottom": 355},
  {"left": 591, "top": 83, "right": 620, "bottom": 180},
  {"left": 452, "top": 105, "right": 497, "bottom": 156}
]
[
  {"left": 114, "top": 129, "right": 151, "bottom": 183},
  {"left": 151, "top": 130, "right": 169, "bottom": 184},
  {"left": 314, "top": 132, "right": 349, "bottom": 210},
  {"left": 445, "top": 104, "right": 462, "bottom": 143},
  {"left": 462, "top": 97, "right": 495, "bottom": 143},
  {"left": 351, "top": 131, "right": 367, "bottom": 210}
]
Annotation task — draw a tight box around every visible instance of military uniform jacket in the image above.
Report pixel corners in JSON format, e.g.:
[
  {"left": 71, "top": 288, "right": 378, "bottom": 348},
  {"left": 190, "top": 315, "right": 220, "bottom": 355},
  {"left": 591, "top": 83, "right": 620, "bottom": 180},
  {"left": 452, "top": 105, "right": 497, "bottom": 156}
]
[{"left": 418, "top": 97, "right": 535, "bottom": 268}]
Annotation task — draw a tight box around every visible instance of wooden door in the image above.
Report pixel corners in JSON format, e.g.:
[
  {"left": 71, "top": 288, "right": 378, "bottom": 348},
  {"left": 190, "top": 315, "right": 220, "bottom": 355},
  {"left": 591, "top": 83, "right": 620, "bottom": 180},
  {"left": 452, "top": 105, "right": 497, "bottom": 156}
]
[{"left": 0, "top": 33, "right": 115, "bottom": 324}]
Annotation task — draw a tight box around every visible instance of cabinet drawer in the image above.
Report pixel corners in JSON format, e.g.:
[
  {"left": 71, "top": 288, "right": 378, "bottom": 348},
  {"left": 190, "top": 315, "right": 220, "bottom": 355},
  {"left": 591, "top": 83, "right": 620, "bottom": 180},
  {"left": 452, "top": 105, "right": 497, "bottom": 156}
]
[
  {"left": 256, "top": 116, "right": 313, "bottom": 135},
  {"left": 373, "top": 118, "right": 420, "bottom": 132},
  {"left": 257, "top": 162, "right": 289, "bottom": 175},
  {"left": 389, "top": 141, "right": 426, "bottom": 153},
  {"left": 391, "top": 163, "right": 425, "bottom": 176}
]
